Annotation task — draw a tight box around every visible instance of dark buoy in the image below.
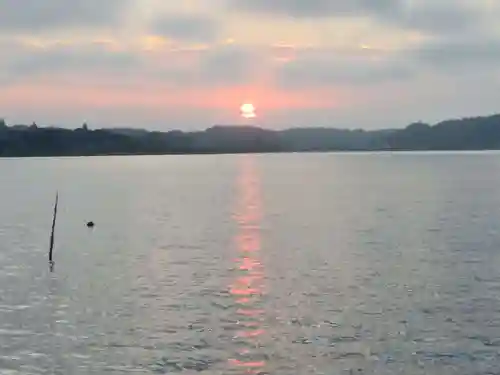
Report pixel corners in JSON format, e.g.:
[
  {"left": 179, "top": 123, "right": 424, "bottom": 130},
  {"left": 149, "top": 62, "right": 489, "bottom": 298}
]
[{"left": 86, "top": 221, "right": 95, "bottom": 228}]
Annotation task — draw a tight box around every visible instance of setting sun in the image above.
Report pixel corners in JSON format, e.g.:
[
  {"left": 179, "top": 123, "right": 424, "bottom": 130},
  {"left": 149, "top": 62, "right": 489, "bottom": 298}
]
[{"left": 240, "top": 103, "right": 256, "bottom": 119}]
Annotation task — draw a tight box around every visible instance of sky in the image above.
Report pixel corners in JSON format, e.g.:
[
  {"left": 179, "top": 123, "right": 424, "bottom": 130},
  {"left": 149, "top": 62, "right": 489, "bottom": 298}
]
[{"left": 1, "top": 0, "right": 500, "bottom": 130}]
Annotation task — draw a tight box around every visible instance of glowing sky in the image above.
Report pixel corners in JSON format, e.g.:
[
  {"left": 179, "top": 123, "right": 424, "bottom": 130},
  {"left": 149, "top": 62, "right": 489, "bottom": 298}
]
[{"left": 1, "top": 0, "right": 500, "bottom": 129}]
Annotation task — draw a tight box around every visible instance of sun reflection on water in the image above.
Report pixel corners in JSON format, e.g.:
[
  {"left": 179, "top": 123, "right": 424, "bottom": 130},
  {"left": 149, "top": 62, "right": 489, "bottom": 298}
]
[{"left": 228, "top": 155, "right": 268, "bottom": 374}]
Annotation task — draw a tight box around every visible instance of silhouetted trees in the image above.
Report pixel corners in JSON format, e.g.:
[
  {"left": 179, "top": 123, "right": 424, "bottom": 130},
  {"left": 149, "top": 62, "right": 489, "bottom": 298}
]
[
  {"left": 0, "top": 113, "right": 500, "bottom": 157},
  {"left": 387, "top": 115, "right": 500, "bottom": 150}
]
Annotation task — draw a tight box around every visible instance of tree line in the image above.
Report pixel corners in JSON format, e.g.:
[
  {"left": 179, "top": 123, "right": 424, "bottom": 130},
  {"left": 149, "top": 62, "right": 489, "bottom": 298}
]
[{"left": 1, "top": 113, "right": 500, "bottom": 157}]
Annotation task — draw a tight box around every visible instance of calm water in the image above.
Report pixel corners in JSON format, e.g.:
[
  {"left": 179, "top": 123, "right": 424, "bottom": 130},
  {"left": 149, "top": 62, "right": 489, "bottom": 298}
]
[{"left": 2, "top": 152, "right": 500, "bottom": 374}]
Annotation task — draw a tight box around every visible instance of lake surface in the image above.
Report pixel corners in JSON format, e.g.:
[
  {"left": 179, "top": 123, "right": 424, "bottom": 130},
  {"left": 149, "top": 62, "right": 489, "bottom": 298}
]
[{"left": 2, "top": 152, "right": 500, "bottom": 374}]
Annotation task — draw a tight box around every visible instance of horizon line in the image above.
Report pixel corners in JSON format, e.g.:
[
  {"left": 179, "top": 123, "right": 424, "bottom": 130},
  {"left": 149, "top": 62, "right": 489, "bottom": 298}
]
[{"left": 1, "top": 112, "right": 500, "bottom": 133}]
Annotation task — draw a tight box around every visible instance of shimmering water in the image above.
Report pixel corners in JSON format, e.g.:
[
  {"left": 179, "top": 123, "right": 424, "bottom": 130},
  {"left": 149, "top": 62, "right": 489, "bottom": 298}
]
[{"left": 2, "top": 152, "right": 500, "bottom": 374}]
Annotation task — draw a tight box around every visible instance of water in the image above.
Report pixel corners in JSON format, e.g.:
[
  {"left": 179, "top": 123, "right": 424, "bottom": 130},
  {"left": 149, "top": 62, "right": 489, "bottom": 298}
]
[{"left": 2, "top": 152, "right": 500, "bottom": 374}]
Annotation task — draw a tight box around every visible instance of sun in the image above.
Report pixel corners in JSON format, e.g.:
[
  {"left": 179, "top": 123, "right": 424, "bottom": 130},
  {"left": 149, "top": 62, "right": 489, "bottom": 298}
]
[{"left": 240, "top": 103, "right": 256, "bottom": 119}]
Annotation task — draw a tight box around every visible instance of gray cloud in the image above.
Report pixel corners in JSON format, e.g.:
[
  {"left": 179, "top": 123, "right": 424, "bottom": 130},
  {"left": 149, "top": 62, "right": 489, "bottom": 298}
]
[
  {"left": 413, "top": 37, "right": 500, "bottom": 69},
  {"left": 402, "top": 4, "right": 478, "bottom": 34},
  {"left": 144, "top": 44, "right": 258, "bottom": 87},
  {"left": 2, "top": 31, "right": 499, "bottom": 95},
  {"left": 229, "top": 0, "right": 400, "bottom": 18},
  {"left": 148, "top": 45, "right": 417, "bottom": 89},
  {"left": 0, "top": 0, "right": 130, "bottom": 32},
  {"left": 394, "top": 1, "right": 490, "bottom": 36},
  {"left": 275, "top": 48, "right": 415, "bottom": 89},
  {"left": 230, "top": 0, "right": 490, "bottom": 37},
  {"left": 198, "top": 45, "right": 258, "bottom": 85},
  {"left": 1, "top": 39, "right": 261, "bottom": 89},
  {"left": 0, "top": 42, "right": 140, "bottom": 86},
  {"left": 150, "top": 14, "right": 219, "bottom": 42},
  {"left": 274, "top": 34, "right": 500, "bottom": 90}
]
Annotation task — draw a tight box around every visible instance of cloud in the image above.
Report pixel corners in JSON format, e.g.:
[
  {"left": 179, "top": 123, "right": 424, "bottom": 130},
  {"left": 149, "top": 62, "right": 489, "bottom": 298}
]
[
  {"left": 3, "top": 31, "right": 499, "bottom": 96},
  {"left": 413, "top": 37, "right": 500, "bottom": 69},
  {"left": 150, "top": 14, "right": 219, "bottom": 42},
  {"left": 229, "top": 0, "right": 494, "bottom": 38},
  {"left": 393, "top": 0, "right": 496, "bottom": 38},
  {"left": 399, "top": 3, "right": 483, "bottom": 34},
  {"left": 0, "top": 39, "right": 261, "bottom": 89},
  {"left": 228, "top": 0, "right": 400, "bottom": 19},
  {"left": 274, "top": 47, "right": 415, "bottom": 89},
  {"left": 0, "top": 0, "right": 131, "bottom": 32},
  {"left": 0, "top": 40, "right": 146, "bottom": 90},
  {"left": 198, "top": 44, "right": 260, "bottom": 85},
  {"left": 130, "top": 43, "right": 262, "bottom": 89},
  {"left": 2, "top": 42, "right": 139, "bottom": 81}
]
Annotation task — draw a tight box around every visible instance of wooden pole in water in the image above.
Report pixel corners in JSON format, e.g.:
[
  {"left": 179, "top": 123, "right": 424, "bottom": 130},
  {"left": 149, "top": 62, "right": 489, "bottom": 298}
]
[{"left": 49, "top": 192, "right": 59, "bottom": 270}]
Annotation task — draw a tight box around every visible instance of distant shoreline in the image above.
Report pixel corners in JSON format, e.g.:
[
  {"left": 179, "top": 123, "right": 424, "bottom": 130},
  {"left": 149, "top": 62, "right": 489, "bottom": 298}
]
[
  {"left": 1, "top": 113, "right": 500, "bottom": 157},
  {"left": 3, "top": 149, "right": 500, "bottom": 160}
]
